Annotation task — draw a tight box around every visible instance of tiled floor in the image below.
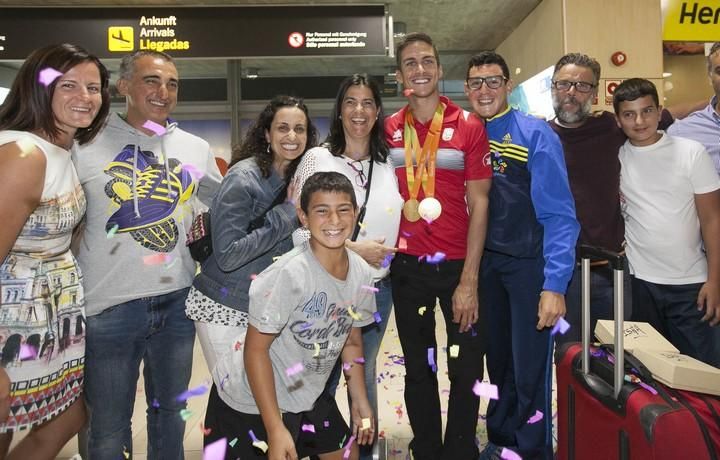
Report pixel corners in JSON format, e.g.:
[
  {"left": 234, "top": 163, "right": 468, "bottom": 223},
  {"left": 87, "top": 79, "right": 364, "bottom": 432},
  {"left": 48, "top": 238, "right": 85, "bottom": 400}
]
[{"left": 13, "top": 306, "right": 557, "bottom": 459}]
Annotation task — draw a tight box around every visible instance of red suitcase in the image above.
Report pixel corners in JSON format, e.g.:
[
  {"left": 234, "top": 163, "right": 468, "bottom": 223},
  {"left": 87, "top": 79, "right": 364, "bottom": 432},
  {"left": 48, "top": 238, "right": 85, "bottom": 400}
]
[{"left": 556, "top": 245, "right": 720, "bottom": 460}]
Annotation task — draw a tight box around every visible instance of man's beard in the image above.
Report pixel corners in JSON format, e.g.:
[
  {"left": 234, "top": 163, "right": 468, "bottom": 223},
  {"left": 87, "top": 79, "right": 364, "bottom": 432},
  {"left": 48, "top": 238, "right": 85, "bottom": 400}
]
[{"left": 553, "top": 94, "right": 593, "bottom": 124}]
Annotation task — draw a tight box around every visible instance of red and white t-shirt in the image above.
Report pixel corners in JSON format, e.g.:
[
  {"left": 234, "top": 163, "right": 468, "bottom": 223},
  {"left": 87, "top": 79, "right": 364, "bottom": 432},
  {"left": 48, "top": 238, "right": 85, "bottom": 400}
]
[{"left": 385, "top": 97, "right": 491, "bottom": 259}]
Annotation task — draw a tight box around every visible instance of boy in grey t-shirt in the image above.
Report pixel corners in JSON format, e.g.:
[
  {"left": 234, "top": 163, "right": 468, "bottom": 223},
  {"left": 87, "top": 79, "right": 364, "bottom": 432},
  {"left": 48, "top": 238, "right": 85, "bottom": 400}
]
[{"left": 204, "top": 172, "right": 377, "bottom": 460}]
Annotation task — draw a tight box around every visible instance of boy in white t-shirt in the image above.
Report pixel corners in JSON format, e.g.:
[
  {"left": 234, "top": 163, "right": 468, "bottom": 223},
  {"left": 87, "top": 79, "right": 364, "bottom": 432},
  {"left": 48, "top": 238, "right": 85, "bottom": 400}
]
[
  {"left": 203, "top": 171, "right": 377, "bottom": 459},
  {"left": 614, "top": 78, "right": 720, "bottom": 367}
]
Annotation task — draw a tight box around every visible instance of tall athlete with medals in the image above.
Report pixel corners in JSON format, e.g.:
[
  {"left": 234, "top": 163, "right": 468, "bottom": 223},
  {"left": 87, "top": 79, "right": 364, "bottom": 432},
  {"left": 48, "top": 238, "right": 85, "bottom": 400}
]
[{"left": 385, "top": 32, "right": 492, "bottom": 460}]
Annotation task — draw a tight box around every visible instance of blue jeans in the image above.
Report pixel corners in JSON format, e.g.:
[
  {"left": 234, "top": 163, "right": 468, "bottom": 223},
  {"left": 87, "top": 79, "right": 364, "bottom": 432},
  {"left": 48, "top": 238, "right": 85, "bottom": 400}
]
[
  {"left": 85, "top": 288, "right": 195, "bottom": 460},
  {"left": 326, "top": 276, "right": 393, "bottom": 460},
  {"left": 631, "top": 277, "right": 720, "bottom": 368}
]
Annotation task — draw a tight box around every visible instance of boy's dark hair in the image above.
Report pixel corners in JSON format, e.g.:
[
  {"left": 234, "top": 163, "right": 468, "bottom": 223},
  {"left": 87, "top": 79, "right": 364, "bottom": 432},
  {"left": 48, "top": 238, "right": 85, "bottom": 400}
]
[
  {"left": 395, "top": 32, "right": 439, "bottom": 69},
  {"left": 325, "top": 73, "right": 388, "bottom": 163},
  {"left": 708, "top": 42, "right": 720, "bottom": 72},
  {"left": 553, "top": 53, "right": 601, "bottom": 86},
  {"left": 466, "top": 50, "right": 510, "bottom": 80},
  {"left": 0, "top": 43, "right": 111, "bottom": 145},
  {"left": 612, "top": 78, "right": 659, "bottom": 114},
  {"left": 300, "top": 171, "right": 357, "bottom": 213}
]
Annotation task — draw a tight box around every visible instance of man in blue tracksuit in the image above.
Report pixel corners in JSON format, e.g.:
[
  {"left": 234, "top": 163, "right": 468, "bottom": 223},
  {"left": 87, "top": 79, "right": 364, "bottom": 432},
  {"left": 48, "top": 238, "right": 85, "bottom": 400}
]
[{"left": 465, "top": 51, "right": 579, "bottom": 460}]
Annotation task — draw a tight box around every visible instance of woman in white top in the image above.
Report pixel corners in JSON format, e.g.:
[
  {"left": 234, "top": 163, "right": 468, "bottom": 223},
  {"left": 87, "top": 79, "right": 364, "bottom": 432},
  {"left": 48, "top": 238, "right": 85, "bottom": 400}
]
[
  {"left": 0, "top": 44, "right": 110, "bottom": 459},
  {"left": 292, "top": 73, "right": 403, "bottom": 460}
]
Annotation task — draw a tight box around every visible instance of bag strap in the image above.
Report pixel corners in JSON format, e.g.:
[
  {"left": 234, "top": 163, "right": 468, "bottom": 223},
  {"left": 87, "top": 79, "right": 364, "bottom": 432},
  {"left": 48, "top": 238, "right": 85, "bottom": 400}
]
[
  {"left": 351, "top": 159, "right": 374, "bottom": 241},
  {"left": 247, "top": 183, "right": 289, "bottom": 232}
]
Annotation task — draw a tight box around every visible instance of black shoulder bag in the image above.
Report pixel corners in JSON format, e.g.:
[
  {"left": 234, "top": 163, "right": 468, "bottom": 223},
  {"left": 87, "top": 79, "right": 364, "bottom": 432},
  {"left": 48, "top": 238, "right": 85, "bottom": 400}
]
[
  {"left": 186, "top": 183, "right": 288, "bottom": 263},
  {"left": 350, "top": 159, "right": 374, "bottom": 241}
]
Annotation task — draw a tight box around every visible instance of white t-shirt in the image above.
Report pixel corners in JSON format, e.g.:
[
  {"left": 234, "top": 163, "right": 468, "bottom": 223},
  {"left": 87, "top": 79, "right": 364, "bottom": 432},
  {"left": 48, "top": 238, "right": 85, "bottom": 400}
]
[
  {"left": 619, "top": 132, "right": 720, "bottom": 284},
  {"left": 292, "top": 146, "right": 403, "bottom": 281},
  {"left": 215, "top": 242, "right": 376, "bottom": 414}
]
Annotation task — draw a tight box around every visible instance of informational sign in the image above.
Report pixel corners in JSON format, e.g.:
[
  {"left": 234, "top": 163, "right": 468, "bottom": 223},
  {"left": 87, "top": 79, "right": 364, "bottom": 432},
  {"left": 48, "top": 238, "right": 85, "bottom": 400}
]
[
  {"left": 0, "top": 5, "right": 388, "bottom": 59},
  {"left": 605, "top": 79, "right": 622, "bottom": 105},
  {"left": 662, "top": 0, "right": 720, "bottom": 41}
]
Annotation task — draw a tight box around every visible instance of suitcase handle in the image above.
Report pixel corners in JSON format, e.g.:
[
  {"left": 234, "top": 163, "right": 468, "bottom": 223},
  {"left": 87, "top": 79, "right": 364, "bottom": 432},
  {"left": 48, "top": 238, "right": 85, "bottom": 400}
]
[
  {"left": 578, "top": 245, "right": 624, "bottom": 270},
  {"left": 579, "top": 244, "right": 625, "bottom": 399}
]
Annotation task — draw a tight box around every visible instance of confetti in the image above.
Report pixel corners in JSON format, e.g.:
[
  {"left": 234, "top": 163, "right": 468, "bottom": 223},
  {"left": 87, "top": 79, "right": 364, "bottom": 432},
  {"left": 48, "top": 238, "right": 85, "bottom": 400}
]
[
  {"left": 381, "top": 253, "right": 394, "bottom": 268},
  {"left": 203, "top": 437, "right": 227, "bottom": 460},
  {"left": 418, "top": 306, "right": 427, "bottom": 316},
  {"left": 179, "top": 409, "right": 193, "bottom": 421},
  {"left": 425, "top": 251, "right": 447, "bottom": 264},
  {"left": 234, "top": 341, "right": 242, "bottom": 351},
  {"left": 373, "top": 312, "right": 382, "bottom": 323},
  {"left": 527, "top": 410, "right": 543, "bottom": 424},
  {"left": 220, "top": 287, "right": 229, "bottom": 297},
  {"left": 123, "top": 446, "right": 130, "bottom": 459},
  {"left": 176, "top": 383, "right": 210, "bottom": 402},
  {"left": 343, "top": 435, "right": 357, "bottom": 459},
  {"left": 219, "top": 374, "right": 229, "bottom": 391},
  {"left": 639, "top": 381, "right": 658, "bottom": 395},
  {"left": 142, "top": 119, "right": 167, "bottom": 136},
  {"left": 301, "top": 424, "right": 316, "bottom": 433},
  {"left": 15, "top": 137, "right": 36, "bottom": 158},
  {"left": 500, "top": 448, "right": 522, "bottom": 460},
  {"left": 38, "top": 67, "right": 63, "bottom": 86},
  {"left": 343, "top": 362, "right": 352, "bottom": 371},
  {"left": 427, "top": 347, "right": 437, "bottom": 372},
  {"left": 182, "top": 163, "right": 205, "bottom": 181},
  {"left": 551, "top": 317, "right": 571, "bottom": 335},
  {"left": 252, "top": 440, "right": 269, "bottom": 453},
  {"left": 473, "top": 380, "right": 498, "bottom": 400},
  {"left": 314, "top": 343, "right": 320, "bottom": 357},
  {"left": 248, "top": 430, "right": 269, "bottom": 454},
  {"left": 200, "top": 423, "right": 212, "bottom": 436},
  {"left": 151, "top": 398, "right": 160, "bottom": 408},
  {"left": 361, "top": 285, "right": 379, "bottom": 293},
  {"left": 469, "top": 325, "right": 478, "bottom": 337},
  {"left": 347, "top": 306, "right": 361, "bottom": 320},
  {"left": 106, "top": 224, "right": 119, "bottom": 239},
  {"left": 228, "top": 437, "right": 238, "bottom": 448},
  {"left": 403, "top": 88, "right": 415, "bottom": 97},
  {"left": 143, "top": 254, "right": 172, "bottom": 265},
  {"left": 286, "top": 362, "right": 304, "bottom": 377},
  {"left": 324, "top": 420, "right": 330, "bottom": 428},
  {"left": 449, "top": 344, "right": 460, "bottom": 358},
  {"left": 398, "top": 237, "right": 408, "bottom": 251},
  {"left": 19, "top": 344, "right": 37, "bottom": 360},
  {"left": 353, "top": 357, "right": 366, "bottom": 364},
  {"left": 250, "top": 274, "right": 258, "bottom": 280},
  {"left": 361, "top": 418, "right": 371, "bottom": 429}
]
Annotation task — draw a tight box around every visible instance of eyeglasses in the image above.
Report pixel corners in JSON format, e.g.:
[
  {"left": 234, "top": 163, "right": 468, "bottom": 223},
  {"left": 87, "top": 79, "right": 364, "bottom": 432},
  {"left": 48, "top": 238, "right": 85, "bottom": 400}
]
[
  {"left": 466, "top": 75, "right": 507, "bottom": 90},
  {"left": 552, "top": 80, "right": 596, "bottom": 93},
  {"left": 346, "top": 160, "right": 367, "bottom": 189}
]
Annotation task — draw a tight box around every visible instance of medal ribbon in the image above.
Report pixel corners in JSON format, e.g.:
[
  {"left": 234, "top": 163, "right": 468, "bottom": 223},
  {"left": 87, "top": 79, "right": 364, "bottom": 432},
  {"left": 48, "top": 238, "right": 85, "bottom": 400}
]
[{"left": 404, "top": 103, "right": 445, "bottom": 200}]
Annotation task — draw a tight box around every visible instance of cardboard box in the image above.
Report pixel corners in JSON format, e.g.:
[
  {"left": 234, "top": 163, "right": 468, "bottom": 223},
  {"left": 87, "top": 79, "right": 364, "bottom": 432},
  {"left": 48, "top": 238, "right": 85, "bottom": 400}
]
[
  {"left": 632, "top": 349, "right": 720, "bottom": 396},
  {"left": 594, "top": 320, "right": 679, "bottom": 354},
  {"left": 595, "top": 320, "right": 719, "bottom": 395}
]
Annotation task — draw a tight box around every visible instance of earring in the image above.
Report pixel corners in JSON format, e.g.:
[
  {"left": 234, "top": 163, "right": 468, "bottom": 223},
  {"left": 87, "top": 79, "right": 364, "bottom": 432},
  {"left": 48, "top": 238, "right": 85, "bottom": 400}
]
[{"left": 266, "top": 144, "right": 270, "bottom": 153}]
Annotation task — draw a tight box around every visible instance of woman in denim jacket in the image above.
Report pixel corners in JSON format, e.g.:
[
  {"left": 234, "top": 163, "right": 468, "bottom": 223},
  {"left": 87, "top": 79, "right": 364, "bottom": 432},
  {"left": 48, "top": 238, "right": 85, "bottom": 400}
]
[{"left": 186, "top": 95, "right": 317, "bottom": 396}]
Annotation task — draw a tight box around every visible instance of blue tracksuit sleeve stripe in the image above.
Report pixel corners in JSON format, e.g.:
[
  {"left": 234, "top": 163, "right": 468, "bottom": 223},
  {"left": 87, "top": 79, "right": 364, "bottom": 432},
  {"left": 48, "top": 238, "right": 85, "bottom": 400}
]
[{"left": 528, "top": 128, "right": 579, "bottom": 294}]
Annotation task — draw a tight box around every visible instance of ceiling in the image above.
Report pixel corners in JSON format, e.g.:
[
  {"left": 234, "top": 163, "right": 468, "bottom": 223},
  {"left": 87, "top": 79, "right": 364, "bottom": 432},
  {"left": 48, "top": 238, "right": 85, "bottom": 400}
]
[{"left": 0, "top": 0, "right": 542, "bottom": 81}]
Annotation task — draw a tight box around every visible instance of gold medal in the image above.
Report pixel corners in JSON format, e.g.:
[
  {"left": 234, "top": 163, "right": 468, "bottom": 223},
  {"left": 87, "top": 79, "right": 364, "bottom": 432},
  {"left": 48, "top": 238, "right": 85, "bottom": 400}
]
[
  {"left": 403, "top": 199, "right": 421, "bottom": 222},
  {"left": 418, "top": 197, "right": 442, "bottom": 222}
]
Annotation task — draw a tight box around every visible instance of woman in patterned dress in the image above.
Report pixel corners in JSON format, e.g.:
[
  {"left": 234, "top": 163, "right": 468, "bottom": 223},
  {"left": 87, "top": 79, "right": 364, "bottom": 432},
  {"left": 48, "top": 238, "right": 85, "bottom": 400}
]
[{"left": 0, "top": 44, "right": 110, "bottom": 459}]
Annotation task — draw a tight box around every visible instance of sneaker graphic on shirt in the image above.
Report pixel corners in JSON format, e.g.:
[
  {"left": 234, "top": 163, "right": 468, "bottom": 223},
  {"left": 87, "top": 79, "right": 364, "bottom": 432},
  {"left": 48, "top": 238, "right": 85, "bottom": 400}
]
[{"left": 103, "top": 144, "right": 195, "bottom": 252}]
